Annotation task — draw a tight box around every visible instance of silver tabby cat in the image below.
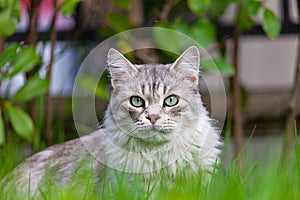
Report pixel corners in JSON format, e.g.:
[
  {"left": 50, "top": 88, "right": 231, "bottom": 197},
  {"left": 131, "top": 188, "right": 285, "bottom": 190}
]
[{"left": 2, "top": 46, "right": 222, "bottom": 194}]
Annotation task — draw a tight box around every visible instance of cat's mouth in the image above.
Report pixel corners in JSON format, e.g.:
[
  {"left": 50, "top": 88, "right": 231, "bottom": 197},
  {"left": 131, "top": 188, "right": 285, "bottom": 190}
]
[
  {"left": 129, "top": 120, "right": 175, "bottom": 143},
  {"left": 132, "top": 118, "right": 177, "bottom": 134},
  {"left": 140, "top": 124, "right": 173, "bottom": 133},
  {"left": 151, "top": 124, "right": 159, "bottom": 131},
  {"left": 135, "top": 129, "right": 173, "bottom": 144}
]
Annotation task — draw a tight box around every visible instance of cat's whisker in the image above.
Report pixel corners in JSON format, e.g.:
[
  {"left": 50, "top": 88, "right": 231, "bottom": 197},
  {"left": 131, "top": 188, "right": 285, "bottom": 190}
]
[{"left": 113, "top": 125, "right": 138, "bottom": 139}]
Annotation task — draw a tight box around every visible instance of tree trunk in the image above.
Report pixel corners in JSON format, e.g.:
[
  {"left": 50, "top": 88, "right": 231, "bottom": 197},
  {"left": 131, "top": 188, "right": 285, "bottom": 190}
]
[
  {"left": 26, "top": 0, "right": 41, "bottom": 45},
  {"left": 25, "top": 0, "right": 42, "bottom": 127},
  {"left": 282, "top": 0, "right": 300, "bottom": 162},
  {"left": 232, "top": 4, "right": 245, "bottom": 171},
  {"left": 159, "top": 0, "right": 179, "bottom": 22},
  {"left": 45, "top": 0, "right": 57, "bottom": 146},
  {"left": 129, "top": 0, "right": 143, "bottom": 26}
]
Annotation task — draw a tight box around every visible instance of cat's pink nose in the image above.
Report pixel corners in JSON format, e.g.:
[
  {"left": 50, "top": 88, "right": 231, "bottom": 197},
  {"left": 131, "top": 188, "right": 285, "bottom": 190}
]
[{"left": 146, "top": 115, "right": 161, "bottom": 124}]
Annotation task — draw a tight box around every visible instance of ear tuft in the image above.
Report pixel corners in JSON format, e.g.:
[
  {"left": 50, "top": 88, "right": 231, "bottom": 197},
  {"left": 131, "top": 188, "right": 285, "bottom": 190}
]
[
  {"left": 170, "top": 46, "right": 200, "bottom": 85},
  {"left": 107, "top": 48, "right": 137, "bottom": 88}
]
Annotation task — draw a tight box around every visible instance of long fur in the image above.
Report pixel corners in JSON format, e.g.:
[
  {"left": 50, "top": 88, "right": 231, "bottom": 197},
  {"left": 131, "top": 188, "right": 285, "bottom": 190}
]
[
  {"left": 1, "top": 46, "right": 222, "bottom": 194},
  {"left": 103, "top": 46, "right": 222, "bottom": 178}
]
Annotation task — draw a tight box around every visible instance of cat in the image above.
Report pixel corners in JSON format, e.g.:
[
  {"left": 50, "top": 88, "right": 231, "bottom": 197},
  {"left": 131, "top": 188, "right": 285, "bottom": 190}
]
[{"left": 1, "top": 46, "right": 222, "bottom": 195}]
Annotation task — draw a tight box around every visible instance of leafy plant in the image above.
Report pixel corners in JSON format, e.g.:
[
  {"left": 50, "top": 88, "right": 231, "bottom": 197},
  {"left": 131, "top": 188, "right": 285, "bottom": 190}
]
[
  {"left": 0, "top": 0, "right": 20, "bottom": 38},
  {"left": 262, "top": 7, "right": 282, "bottom": 39},
  {"left": 153, "top": 0, "right": 281, "bottom": 75},
  {"left": 59, "top": 0, "right": 82, "bottom": 16},
  {"left": 0, "top": 43, "right": 49, "bottom": 145},
  {"left": 0, "top": 0, "right": 49, "bottom": 146}
]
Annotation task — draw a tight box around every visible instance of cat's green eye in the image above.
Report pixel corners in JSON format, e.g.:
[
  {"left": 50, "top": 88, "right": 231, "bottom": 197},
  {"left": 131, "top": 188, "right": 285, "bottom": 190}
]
[
  {"left": 164, "top": 95, "right": 179, "bottom": 107},
  {"left": 130, "top": 96, "right": 145, "bottom": 107}
]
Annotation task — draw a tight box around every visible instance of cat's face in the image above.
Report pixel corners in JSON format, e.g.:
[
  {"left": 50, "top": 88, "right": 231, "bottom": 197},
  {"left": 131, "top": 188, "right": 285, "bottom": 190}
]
[{"left": 107, "top": 47, "right": 204, "bottom": 144}]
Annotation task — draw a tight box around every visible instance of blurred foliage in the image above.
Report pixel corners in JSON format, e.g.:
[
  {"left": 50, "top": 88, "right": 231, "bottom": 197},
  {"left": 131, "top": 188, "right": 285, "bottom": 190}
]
[
  {"left": 0, "top": 0, "right": 282, "bottom": 147},
  {"left": 103, "top": 0, "right": 281, "bottom": 76},
  {"left": 60, "top": 0, "right": 81, "bottom": 16},
  {"left": 77, "top": 73, "right": 110, "bottom": 101},
  {"left": 0, "top": 1, "right": 49, "bottom": 146},
  {"left": 0, "top": 43, "right": 49, "bottom": 144},
  {"left": 0, "top": 0, "right": 20, "bottom": 38},
  {"left": 262, "top": 7, "right": 282, "bottom": 39}
]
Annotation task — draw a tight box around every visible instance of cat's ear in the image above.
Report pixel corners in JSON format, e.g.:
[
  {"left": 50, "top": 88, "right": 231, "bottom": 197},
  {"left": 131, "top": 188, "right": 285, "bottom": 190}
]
[
  {"left": 107, "top": 48, "right": 138, "bottom": 88},
  {"left": 170, "top": 46, "right": 200, "bottom": 85}
]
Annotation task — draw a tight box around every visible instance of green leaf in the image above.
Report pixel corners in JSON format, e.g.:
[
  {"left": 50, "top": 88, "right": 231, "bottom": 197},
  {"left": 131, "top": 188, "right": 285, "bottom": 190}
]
[
  {"left": 0, "top": 42, "right": 20, "bottom": 67},
  {"left": 97, "top": 26, "right": 116, "bottom": 39},
  {"left": 262, "top": 8, "right": 281, "bottom": 39},
  {"left": 60, "top": 0, "right": 81, "bottom": 16},
  {"left": 96, "top": 84, "right": 109, "bottom": 99},
  {"left": 173, "top": 19, "right": 190, "bottom": 35},
  {"left": 154, "top": 22, "right": 181, "bottom": 51},
  {"left": 11, "top": 0, "right": 21, "bottom": 20},
  {"left": 116, "top": 39, "right": 134, "bottom": 61},
  {"left": 0, "top": 8, "right": 17, "bottom": 38},
  {"left": 0, "top": 113, "right": 5, "bottom": 145},
  {"left": 4, "top": 46, "right": 40, "bottom": 79},
  {"left": 13, "top": 77, "right": 49, "bottom": 102},
  {"left": 190, "top": 19, "right": 216, "bottom": 48},
  {"left": 0, "top": 0, "right": 21, "bottom": 19},
  {"left": 201, "top": 58, "right": 235, "bottom": 76},
  {"left": 6, "top": 104, "right": 34, "bottom": 143},
  {"left": 187, "top": 0, "right": 211, "bottom": 16},
  {"left": 247, "top": 0, "right": 262, "bottom": 15},
  {"left": 209, "top": 0, "right": 230, "bottom": 19},
  {"left": 107, "top": 13, "right": 133, "bottom": 32},
  {"left": 237, "top": 6, "right": 255, "bottom": 31},
  {"left": 77, "top": 75, "right": 110, "bottom": 100},
  {"left": 112, "top": 0, "right": 130, "bottom": 9},
  {"left": 5, "top": 0, "right": 21, "bottom": 20},
  {"left": 173, "top": 19, "right": 192, "bottom": 48}
]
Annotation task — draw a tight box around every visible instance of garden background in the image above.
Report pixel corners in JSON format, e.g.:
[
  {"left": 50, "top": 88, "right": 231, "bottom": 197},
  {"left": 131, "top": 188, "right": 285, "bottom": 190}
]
[{"left": 0, "top": 0, "right": 299, "bottom": 199}]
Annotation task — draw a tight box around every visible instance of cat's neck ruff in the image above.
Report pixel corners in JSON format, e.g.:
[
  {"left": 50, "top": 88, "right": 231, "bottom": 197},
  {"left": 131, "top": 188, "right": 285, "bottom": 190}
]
[
  {"left": 103, "top": 46, "right": 222, "bottom": 179},
  {"left": 102, "top": 113, "right": 221, "bottom": 177}
]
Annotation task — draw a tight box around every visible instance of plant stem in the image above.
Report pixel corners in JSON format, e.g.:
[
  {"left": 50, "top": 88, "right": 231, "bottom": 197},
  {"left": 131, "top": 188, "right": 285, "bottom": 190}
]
[
  {"left": 129, "top": 0, "right": 143, "bottom": 26},
  {"left": 0, "top": 36, "right": 6, "bottom": 144},
  {"left": 159, "top": 0, "right": 179, "bottom": 22},
  {"left": 25, "top": 0, "right": 41, "bottom": 130},
  {"left": 232, "top": 4, "right": 244, "bottom": 171},
  {"left": 282, "top": 0, "right": 300, "bottom": 161},
  {"left": 26, "top": 0, "right": 41, "bottom": 45},
  {"left": 45, "top": 0, "right": 57, "bottom": 146}
]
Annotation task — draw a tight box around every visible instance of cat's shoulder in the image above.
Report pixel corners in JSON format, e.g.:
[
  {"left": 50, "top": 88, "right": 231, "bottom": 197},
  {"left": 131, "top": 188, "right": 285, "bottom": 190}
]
[{"left": 19, "top": 129, "right": 105, "bottom": 167}]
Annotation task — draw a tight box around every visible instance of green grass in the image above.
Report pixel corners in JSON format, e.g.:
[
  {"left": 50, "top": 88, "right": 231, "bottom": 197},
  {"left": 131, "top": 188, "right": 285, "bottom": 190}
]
[{"left": 1, "top": 132, "right": 300, "bottom": 200}]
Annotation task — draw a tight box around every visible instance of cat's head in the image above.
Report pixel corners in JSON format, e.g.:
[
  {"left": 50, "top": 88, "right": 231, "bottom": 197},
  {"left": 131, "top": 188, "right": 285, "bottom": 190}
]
[{"left": 106, "top": 46, "right": 205, "bottom": 145}]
